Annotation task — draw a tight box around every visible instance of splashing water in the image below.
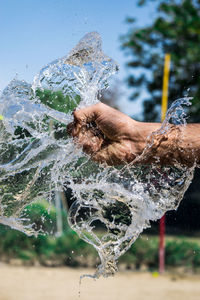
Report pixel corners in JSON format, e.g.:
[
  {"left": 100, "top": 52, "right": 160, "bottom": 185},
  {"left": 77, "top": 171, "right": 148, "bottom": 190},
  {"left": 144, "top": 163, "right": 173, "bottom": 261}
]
[{"left": 0, "top": 32, "right": 195, "bottom": 277}]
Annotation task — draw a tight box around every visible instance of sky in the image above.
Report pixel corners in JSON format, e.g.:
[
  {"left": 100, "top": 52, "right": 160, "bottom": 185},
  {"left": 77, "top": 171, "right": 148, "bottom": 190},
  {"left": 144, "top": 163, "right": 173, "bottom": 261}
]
[{"left": 0, "top": 0, "right": 157, "bottom": 117}]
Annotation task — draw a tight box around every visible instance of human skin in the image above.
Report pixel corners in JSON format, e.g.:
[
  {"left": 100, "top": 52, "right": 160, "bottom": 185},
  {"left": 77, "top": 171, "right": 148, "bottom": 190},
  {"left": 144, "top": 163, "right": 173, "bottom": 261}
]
[{"left": 67, "top": 102, "right": 200, "bottom": 167}]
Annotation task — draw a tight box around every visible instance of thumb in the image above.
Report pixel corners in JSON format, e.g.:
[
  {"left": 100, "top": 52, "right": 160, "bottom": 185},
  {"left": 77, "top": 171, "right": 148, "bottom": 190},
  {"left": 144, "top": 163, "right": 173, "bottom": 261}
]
[{"left": 67, "top": 104, "right": 101, "bottom": 137}]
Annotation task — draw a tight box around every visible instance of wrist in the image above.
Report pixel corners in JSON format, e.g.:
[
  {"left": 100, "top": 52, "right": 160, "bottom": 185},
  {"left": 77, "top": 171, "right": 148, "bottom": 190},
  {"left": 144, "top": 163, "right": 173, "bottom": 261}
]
[
  {"left": 130, "top": 121, "right": 180, "bottom": 165},
  {"left": 140, "top": 123, "right": 183, "bottom": 165},
  {"left": 131, "top": 121, "right": 161, "bottom": 155}
]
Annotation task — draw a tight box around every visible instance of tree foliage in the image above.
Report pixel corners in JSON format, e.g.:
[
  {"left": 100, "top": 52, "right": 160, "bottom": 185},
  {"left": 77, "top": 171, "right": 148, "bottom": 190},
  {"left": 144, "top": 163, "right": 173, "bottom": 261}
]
[
  {"left": 36, "top": 89, "right": 81, "bottom": 114},
  {"left": 121, "top": 0, "right": 200, "bottom": 122},
  {"left": 121, "top": 0, "right": 200, "bottom": 232}
]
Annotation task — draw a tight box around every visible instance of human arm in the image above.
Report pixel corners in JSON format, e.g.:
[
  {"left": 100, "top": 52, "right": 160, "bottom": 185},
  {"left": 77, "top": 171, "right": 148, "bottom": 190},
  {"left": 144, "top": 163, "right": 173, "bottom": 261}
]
[{"left": 67, "top": 102, "right": 200, "bottom": 166}]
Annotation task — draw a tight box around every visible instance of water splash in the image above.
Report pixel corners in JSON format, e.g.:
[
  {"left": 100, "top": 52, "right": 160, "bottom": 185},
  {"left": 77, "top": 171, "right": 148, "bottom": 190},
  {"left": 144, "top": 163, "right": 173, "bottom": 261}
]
[{"left": 0, "top": 32, "right": 195, "bottom": 277}]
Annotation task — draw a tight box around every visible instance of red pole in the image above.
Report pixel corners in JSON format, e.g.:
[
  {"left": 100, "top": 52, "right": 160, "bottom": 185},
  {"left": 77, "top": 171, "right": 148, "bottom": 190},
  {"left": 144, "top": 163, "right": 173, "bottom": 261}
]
[{"left": 159, "top": 214, "right": 165, "bottom": 274}]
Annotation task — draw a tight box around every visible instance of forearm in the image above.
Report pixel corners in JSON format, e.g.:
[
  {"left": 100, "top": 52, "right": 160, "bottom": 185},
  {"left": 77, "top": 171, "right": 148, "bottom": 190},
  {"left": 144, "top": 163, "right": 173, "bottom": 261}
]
[
  {"left": 69, "top": 103, "right": 200, "bottom": 167},
  {"left": 134, "top": 122, "right": 200, "bottom": 166},
  {"left": 176, "top": 124, "right": 200, "bottom": 166}
]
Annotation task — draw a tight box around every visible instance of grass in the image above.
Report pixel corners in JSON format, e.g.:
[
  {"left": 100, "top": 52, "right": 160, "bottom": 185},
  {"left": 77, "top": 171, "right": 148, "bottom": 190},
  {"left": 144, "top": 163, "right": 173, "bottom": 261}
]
[{"left": 0, "top": 201, "right": 200, "bottom": 272}]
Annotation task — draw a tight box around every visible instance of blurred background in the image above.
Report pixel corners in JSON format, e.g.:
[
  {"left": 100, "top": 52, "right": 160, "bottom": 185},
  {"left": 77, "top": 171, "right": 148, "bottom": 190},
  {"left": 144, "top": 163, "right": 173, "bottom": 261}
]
[{"left": 1, "top": 0, "right": 200, "bottom": 299}]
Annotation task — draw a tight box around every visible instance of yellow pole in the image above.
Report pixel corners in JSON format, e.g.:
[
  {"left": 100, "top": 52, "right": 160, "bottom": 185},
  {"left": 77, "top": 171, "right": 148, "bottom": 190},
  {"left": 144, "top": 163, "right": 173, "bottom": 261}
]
[
  {"left": 159, "top": 53, "right": 171, "bottom": 274},
  {"left": 161, "top": 54, "right": 171, "bottom": 122},
  {"left": 0, "top": 115, "right": 3, "bottom": 120}
]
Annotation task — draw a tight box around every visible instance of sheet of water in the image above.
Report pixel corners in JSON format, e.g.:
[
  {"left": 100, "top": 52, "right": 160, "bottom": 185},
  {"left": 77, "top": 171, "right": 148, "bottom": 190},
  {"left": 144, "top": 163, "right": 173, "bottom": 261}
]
[{"left": 0, "top": 32, "right": 195, "bottom": 278}]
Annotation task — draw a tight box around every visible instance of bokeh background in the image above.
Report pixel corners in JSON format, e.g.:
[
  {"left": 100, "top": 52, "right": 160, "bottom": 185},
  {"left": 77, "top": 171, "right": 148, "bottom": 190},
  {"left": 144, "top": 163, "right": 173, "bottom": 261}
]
[{"left": 0, "top": 1, "right": 200, "bottom": 299}]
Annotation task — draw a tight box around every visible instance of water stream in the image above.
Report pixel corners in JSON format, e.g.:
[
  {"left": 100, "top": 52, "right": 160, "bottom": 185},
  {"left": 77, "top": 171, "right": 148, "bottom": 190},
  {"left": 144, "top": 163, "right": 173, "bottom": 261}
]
[{"left": 0, "top": 32, "right": 195, "bottom": 278}]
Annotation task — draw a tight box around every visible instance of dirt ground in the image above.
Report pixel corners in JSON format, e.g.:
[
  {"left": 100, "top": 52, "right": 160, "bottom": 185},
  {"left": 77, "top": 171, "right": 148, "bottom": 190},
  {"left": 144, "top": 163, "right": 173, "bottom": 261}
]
[{"left": 0, "top": 264, "right": 200, "bottom": 300}]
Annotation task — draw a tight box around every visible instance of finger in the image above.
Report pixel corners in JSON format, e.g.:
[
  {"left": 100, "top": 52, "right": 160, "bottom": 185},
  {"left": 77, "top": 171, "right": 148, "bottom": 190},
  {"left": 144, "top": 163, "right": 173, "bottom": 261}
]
[
  {"left": 92, "top": 144, "right": 121, "bottom": 166},
  {"left": 75, "top": 128, "right": 104, "bottom": 154},
  {"left": 92, "top": 142, "right": 135, "bottom": 166},
  {"left": 67, "top": 106, "right": 98, "bottom": 137},
  {"left": 73, "top": 103, "right": 102, "bottom": 125},
  {"left": 67, "top": 122, "right": 74, "bottom": 135}
]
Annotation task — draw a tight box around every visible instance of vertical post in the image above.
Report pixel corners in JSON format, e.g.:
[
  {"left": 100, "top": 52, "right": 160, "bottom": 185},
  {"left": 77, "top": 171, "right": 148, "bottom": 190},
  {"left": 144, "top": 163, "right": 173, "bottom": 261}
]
[
  {"left": 49, "top": 119, "right": 63, "bottom": 236},
  {"left": 161, "top": 54, "right": 171, "bottom": 122},
  {"left": 55, "top": 191, "right": 63, "bottom": 237},
  {"left": 159, "top": 53, "right": 171, "bottom": 274},
  {"left": 159, "top": 214, "right": 166, "bottom": 274}
]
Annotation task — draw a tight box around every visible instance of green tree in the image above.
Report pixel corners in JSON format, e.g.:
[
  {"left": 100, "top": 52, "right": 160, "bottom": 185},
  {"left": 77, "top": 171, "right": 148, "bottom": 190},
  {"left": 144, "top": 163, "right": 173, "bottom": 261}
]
[
  {"left": 121, "top": 0, "right": 200, "bottom": 122},
  {"left": 36, "top": 89, "right": 81, "bottom": 114},
  {"left": 121, "top": 0, "right": 200, "bottom": 233}
]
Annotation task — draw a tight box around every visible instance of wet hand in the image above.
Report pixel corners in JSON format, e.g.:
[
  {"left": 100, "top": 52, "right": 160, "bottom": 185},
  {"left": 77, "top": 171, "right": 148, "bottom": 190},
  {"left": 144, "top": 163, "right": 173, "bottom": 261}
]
[{"left": 67, "top": 103, "right": 147, "bottom": 165}]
